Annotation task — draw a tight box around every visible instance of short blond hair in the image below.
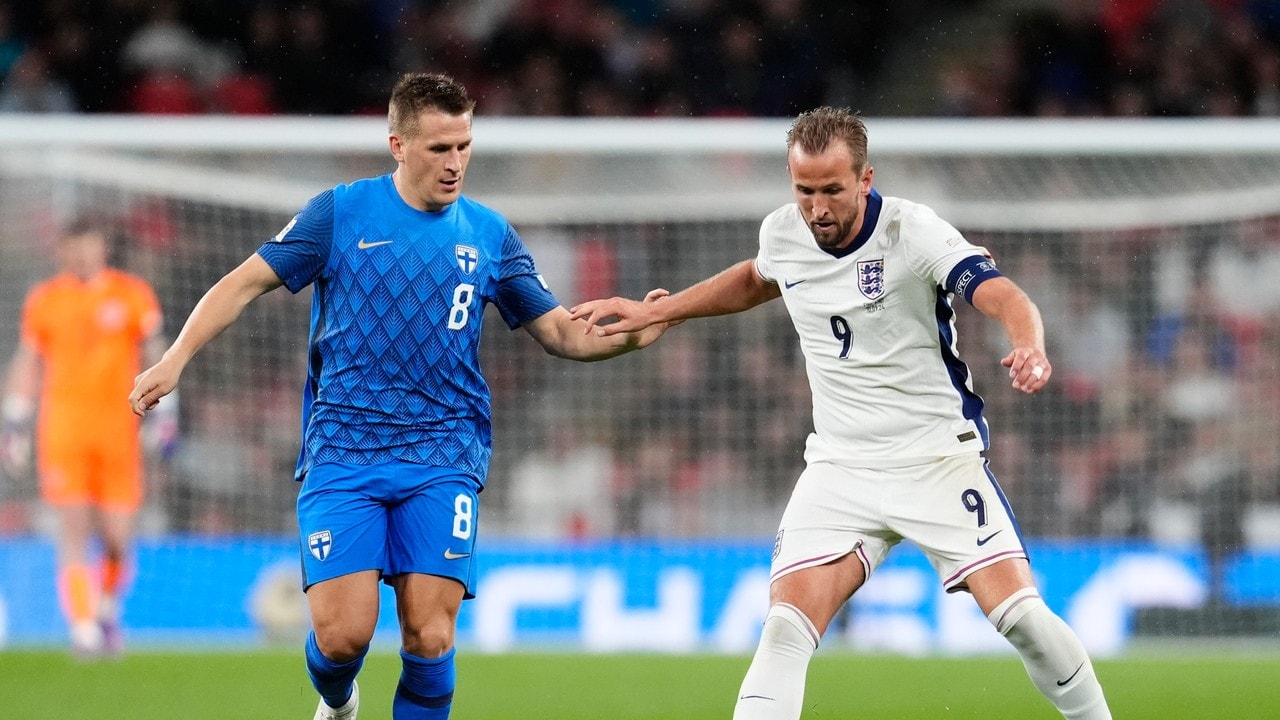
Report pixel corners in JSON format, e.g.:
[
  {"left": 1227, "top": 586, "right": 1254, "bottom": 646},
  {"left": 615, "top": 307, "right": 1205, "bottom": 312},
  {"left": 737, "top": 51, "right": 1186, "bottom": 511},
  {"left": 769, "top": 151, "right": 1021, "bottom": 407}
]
[{"left": 786, "top": 107, "right": 869, "bottom": 171}]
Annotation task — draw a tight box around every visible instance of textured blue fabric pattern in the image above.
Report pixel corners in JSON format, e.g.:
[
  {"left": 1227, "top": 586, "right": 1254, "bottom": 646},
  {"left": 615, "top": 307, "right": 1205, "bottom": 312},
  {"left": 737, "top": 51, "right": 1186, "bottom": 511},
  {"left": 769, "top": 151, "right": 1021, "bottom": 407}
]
[{"left": 257, "top": 174, "right": 561, "bottom": 484}]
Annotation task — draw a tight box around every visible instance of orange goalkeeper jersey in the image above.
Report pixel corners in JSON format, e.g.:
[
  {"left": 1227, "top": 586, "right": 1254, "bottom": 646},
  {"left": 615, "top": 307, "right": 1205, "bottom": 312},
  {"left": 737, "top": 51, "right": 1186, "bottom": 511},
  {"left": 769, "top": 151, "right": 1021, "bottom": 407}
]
[{"left": 20, "top": 269, "right": 162, "bottom": 441}]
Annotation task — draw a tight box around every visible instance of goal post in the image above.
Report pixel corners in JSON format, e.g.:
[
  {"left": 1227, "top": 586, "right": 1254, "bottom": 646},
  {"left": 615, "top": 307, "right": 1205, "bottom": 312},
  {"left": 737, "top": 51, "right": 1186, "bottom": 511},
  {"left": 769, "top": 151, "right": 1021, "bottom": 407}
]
[{"left": 0, "top": 115, "right": 1278, "bottom": 649}]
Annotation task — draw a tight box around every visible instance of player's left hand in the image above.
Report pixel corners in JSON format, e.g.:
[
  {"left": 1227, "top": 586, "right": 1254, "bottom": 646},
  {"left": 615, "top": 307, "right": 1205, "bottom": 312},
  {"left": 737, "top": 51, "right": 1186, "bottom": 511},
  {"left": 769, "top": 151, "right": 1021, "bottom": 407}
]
[
  {"left": 1002, "top": 348, "right": 1051, "bottom": 394},
  {"left": 570, "top": 289, "right": 670, "bottom": 337},
  {"left": 0, "top": 423, "right": 30, "bottom": 476},
  {"left": 1, "top": 397, "right": 32, "bottom": 476}
]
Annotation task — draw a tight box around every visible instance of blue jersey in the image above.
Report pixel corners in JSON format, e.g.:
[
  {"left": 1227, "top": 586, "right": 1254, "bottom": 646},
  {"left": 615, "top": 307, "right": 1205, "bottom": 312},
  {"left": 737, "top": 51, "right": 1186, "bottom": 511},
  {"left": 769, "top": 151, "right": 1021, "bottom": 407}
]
[{"left": 257, "top": 174, "right": 560, "bottom": 485}]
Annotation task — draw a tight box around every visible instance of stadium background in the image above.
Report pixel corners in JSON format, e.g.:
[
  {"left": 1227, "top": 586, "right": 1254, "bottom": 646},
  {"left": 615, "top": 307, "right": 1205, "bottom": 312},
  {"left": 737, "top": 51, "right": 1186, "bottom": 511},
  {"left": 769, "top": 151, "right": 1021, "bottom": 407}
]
[{"left": 1, "top": 0, "right": 1279, "bottom": 716}]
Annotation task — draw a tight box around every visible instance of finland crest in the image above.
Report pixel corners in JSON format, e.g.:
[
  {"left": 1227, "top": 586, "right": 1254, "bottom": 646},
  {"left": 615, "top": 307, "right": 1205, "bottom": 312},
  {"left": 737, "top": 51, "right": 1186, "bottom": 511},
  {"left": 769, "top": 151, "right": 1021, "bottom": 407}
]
[
  {"left": 308, "top": 530, "right": 333, "bottom": 561},
  {"left": 455, "top": 244, "right": 478, "bottom": 274},
  {"left": 857, "top": 258, "right": 885, "bottom": 300}
]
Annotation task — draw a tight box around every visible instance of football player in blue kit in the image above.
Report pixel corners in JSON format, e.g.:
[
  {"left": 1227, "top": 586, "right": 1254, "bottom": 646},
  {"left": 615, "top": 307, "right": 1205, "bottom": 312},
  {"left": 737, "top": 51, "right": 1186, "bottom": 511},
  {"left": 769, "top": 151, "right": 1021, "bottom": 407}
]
[{"left": 129, "top": 73, "right": 669, "bottom": 720}]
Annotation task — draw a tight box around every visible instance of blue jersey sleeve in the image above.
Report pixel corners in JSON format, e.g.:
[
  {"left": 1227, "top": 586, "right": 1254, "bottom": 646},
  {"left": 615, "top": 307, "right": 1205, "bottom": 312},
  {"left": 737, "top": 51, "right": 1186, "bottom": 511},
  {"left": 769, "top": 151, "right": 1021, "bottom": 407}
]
[
  {"left": 257, "top": 190, "right": 334, "bottom": 293},
  {"left": 945, "top": 254, "right": 1004, "bottom": 305},
  {"left": 494, "top": 224, "right": 561, "bottom": 328}
]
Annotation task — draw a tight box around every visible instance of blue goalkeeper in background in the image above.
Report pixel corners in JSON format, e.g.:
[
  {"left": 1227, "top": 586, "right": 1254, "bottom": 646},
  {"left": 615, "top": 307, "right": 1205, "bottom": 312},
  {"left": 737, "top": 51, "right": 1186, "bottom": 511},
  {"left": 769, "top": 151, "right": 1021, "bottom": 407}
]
[{"left": 128, "top": 72, "right": 669, "bottom": 720}]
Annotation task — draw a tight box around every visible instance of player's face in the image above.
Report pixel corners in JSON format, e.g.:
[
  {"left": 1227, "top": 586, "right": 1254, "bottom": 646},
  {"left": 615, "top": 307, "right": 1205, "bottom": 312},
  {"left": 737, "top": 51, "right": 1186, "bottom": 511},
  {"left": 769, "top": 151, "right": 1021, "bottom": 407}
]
[
  {"left": 788, "top": 142, "right": 873, "bottom": 251},
  {"left": 390, "top": 109, "right": 473, "bottom": 212},
  {"left": 56, "top": 230, "right": 108, "bottom": 281}
]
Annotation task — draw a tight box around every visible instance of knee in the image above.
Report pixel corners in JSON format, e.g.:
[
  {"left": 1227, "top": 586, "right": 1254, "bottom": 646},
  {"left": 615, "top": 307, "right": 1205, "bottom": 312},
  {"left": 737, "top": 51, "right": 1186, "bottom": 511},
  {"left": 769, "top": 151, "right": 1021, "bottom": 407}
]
[
  {"left": 400, "top": 616, "right": 456, "bottom": 658},
  {"left": 986, "top": 587, "right": 1043, "bottom": 637},
  {"left": 312, "top": 625, "right": 373, "bottom": 663},
  {"left": 759, "top": 603, "right": 821, "bottom": 655}
]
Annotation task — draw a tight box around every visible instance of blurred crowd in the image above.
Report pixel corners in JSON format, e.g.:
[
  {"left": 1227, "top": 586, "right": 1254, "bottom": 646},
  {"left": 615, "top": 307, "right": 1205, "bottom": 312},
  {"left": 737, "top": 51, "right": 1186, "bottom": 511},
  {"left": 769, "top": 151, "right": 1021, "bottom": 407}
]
[
  {"left": 966, "top": 221, "right": 1280, "bottom": 550},
  {"left": 4, "top": 204, "right": 1272, "bottom": 551},
  {"left": 2, "top": 1, "right": 1279, "bottom": 554},
  {"left": 0, "top": 0, "right": 1278, "bottom": 117},
  {"left": 936, "top": 0, "right": 1280, "bottom": 117},
  {"left": 485, "top": 217, "right": 1280, "bottom": 559}
]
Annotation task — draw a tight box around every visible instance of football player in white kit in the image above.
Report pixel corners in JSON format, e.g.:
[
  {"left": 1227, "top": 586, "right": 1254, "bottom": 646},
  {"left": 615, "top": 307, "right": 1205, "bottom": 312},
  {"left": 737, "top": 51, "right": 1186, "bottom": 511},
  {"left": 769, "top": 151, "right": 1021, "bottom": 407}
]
[{"left": 570, "top": 107, "right": 1111, "bottom": 720}]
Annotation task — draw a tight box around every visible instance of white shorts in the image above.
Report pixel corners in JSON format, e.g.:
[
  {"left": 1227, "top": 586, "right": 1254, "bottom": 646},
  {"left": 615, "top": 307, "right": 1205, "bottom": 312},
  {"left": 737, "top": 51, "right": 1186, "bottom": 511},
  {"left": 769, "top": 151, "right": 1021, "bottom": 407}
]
[{"left": 770, "top": 453, "right": 1027, "bottom": 592}]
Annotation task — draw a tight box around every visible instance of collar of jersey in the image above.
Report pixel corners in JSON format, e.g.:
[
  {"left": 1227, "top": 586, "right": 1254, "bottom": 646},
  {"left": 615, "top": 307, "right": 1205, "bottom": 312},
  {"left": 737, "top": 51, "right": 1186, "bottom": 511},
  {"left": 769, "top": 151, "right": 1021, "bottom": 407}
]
[
  {"left": 822, "top": 188, "right": 882, "bottom": 259},
  {"left": 381, "top": 173, "right": 459, "bottom": 220}
]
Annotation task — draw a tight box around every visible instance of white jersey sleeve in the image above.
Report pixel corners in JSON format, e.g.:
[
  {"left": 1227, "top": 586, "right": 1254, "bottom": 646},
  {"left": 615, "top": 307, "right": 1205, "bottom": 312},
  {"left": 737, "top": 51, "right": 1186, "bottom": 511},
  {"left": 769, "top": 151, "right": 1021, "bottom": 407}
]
[{"left": 757, "top": 192, "right": 998, "bottom": 468}]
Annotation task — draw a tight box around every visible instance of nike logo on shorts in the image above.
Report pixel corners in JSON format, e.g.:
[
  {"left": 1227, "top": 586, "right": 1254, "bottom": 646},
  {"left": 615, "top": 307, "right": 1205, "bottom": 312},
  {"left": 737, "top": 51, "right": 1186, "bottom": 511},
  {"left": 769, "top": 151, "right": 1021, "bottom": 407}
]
[
  {"left": 357, "top": 238, "right": 394, "bottom": 249},
  {"left": 976, "top": 530, "right": 1002, "bottom": 546},
  {"left": 443, "top": 549, "right": 471, "bottom": 560},
  {"left": 738, "top": 695, "right": 775, "bottom": 701},
  {"left": 784, "top": 279, "right": 806, "bottom": 289},
  {"left": 1057, "top": 662, "right": 1085, "bottom": 686}
]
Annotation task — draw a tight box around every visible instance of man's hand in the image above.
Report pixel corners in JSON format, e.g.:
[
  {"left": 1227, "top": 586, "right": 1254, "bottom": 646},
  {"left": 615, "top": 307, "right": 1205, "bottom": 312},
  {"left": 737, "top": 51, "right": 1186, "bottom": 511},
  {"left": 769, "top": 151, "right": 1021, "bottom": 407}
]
[
  {"left": 1001, "top": 347, "right": 1051, "bottom": 394},
  {"left": 129, "top": 360, "right": 183, "bottom": 417},
  {"left": 570, "top": 288, "right": 672, "bottom": 337},
  {"left": 1, "top": 395, "right": 32, "bottom": 476},
  {"left": 1, "top": 421, "right": 30, "bottom": 476}
]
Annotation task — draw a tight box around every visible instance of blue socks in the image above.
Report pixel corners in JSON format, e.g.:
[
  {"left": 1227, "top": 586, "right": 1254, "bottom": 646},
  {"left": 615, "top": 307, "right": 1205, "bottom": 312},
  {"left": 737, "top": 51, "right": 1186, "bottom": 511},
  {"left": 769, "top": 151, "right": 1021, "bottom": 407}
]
[
  {"left": 305, "top": 631, "right": 366, "bottom": 709},
  {"left": 393, "top": 647, "right": 456, "bottom": 719},
  {"left": 304, "top": 632, "right": 456, "bottom": 718}
]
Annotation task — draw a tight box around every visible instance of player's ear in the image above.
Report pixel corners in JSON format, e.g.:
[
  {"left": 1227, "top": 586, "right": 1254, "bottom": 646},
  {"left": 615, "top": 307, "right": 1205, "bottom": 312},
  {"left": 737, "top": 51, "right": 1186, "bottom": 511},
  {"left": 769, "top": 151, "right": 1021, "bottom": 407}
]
[{"left": 388, "top": 134, "right": 405, "bottom": 163}]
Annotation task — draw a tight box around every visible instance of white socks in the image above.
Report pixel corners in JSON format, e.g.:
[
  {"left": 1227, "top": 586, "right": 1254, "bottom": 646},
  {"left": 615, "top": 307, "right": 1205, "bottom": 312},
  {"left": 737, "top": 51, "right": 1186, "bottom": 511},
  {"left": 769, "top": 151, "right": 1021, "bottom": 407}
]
[
  {"left": 733, "top": 603, "right": 820, "bottom": 720},
  {"left": 989, "top": 588, "right": 1112, "bottom": 719},
  {"left": 732, "top": 590, "right": 1110, "bottom": 720}
]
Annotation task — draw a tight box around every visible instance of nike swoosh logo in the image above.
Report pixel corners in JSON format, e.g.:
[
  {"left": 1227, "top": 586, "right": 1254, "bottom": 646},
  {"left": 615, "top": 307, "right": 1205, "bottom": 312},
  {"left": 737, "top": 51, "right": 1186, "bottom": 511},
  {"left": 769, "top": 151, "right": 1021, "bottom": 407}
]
[
  {"left": 784, "top": 279, "right": 806, "bottom": 289},
  {"left": 443, "top": 549, "right": 471, "bottom": 560},
  {"left": 357, "top": 238, "right": 394, "bottom": 249},
  {"left": 1057, "top": 662, "right": 1085, "bottom": 686},
  {"left": 976, "top": 530, "right": 1002, "bottom": 546},
  {"left": 738, "top": 695, "right": 775, "bottom": 701}
]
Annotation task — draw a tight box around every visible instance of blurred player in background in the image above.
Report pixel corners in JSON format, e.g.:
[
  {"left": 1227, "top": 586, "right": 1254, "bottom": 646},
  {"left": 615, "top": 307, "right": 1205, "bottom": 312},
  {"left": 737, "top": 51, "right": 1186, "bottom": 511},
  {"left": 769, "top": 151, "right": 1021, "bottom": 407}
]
[
  {"left": 571, "top": 107, "right": 1112, "bottom": 719},
  {"left": 128, "top": 73, "right": 668, "bottom": 720},
  {"left": 2, "top": 218, "right": 173, "bottom": 657}
]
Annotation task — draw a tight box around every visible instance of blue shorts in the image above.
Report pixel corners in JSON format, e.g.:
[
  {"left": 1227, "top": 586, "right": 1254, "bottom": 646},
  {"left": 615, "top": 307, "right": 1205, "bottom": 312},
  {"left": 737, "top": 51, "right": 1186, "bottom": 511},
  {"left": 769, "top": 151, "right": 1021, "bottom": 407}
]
[{"left": 296, "top": 461, "right": 481, "bottom": 596}]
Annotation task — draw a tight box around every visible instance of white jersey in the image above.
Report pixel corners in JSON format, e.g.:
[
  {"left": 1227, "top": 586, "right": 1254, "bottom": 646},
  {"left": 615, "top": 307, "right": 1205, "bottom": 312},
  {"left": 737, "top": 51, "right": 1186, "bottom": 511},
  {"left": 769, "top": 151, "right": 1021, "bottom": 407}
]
[{"left": 754, "top": 190, "right": 999, "bottom": 468}]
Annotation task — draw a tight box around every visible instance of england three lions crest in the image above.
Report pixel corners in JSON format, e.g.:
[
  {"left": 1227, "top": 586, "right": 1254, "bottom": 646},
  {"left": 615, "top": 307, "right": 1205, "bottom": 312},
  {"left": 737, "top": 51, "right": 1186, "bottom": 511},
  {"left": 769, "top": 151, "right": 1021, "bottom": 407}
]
[
  {"left": 455, "top": 245, "right": 478, "bottom": 274},
  {"left": 857, "top": 259, "right": 885, "bottom": 300}
]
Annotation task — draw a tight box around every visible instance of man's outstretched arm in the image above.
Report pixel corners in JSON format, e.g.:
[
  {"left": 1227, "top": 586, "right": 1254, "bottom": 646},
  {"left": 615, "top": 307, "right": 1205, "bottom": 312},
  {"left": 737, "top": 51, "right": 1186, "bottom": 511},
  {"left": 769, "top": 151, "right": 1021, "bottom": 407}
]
[
  {"left": 129, "top": 254, "right": 283, "bottom": 415},
  {"left": 523, "top": 289, "right": 672, "bottom": 361},
  {"left": 569, "top": 259, "right": 780, "bottom": 337}
]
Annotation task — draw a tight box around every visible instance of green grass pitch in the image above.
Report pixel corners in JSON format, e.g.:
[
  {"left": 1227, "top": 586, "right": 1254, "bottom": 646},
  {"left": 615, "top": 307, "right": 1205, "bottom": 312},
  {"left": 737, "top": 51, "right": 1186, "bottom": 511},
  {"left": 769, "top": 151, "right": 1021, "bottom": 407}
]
[{"left": 3, "top": 649, "right": 1279, "bottom": 719}]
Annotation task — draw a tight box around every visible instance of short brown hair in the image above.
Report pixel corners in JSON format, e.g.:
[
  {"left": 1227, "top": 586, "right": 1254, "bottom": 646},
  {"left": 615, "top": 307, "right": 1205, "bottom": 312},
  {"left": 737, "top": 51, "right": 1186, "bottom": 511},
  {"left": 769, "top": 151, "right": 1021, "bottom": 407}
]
[
  {"left": 388, "top": 73, "right": 476, "bottom": 139},
  {"left": 787, "top": 107, "right": 869, "bottom": 171}
]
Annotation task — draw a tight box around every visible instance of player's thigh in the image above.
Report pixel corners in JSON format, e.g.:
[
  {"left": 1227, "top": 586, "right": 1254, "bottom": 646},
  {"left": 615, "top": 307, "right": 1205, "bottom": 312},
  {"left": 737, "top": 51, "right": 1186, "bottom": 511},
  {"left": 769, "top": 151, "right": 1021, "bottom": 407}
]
[
  {"left": 297, "top": 462, "right": 391, "bottom": 589},
  {"left": 887, "top": 454, "right": 1027, "bottom": 592},
  {"left": 965, "top": 557, "right": 1037, "bottom": 616},
  {"left": 307, "top": 569, "right": 382, "bottom": 657},
  {"left": 772, "top": 461, "right": 896, "bottom": 591},
  {"left": 385, "top": 468, "right": 481, "bottom": 598},
  {"left": 770, "top": 553, "right": 866, "bottom": 636},
  {"left": 36, "top": 427, "right": 92, "bottom": 507},
  {"left": 90, "top": 429, "right": 143, "bottom": 513}
]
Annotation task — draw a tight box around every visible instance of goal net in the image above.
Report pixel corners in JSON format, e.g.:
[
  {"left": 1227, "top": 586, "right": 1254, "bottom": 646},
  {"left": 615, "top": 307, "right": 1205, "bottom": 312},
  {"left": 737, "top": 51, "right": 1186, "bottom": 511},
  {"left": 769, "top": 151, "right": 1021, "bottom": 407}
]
[{"left": 0, "top": 115, "right": 1277, "bottom": 649}]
